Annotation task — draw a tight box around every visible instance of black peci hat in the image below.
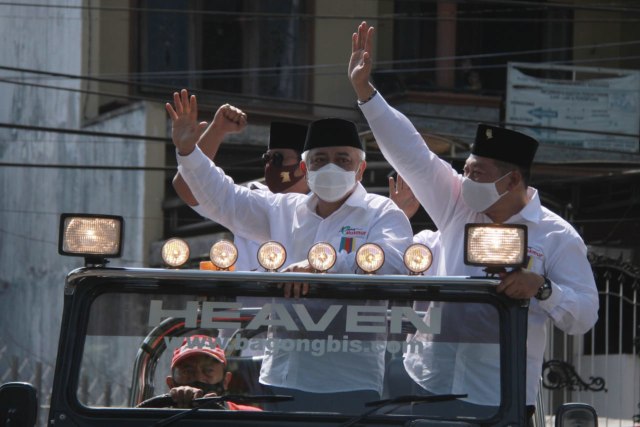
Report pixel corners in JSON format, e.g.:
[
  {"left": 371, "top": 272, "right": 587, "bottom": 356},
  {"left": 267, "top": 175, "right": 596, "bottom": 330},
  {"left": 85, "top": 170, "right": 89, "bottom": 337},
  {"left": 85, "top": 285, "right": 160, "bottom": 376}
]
[
  {"left": 471, "top": 124, "right": 539, "bottom": 169},
  {"left": 269, "top": 121, "right": 308, "bottom": 152},
  {"left": 303, "top": 118, "right": 364, "bottom": 152}
]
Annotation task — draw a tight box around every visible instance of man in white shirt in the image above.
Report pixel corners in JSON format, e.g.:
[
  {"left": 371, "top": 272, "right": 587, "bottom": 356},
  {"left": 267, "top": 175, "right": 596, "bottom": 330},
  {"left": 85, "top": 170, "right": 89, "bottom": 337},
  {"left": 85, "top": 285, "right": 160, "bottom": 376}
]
[
  {"left": 169, "top": 90, "right": 309, "bottom": 271},
  {"left": 167, "top": 90, "right": 413, "bottom": 412},
  {"left": 348, "top": 21, "right": 598, "bottom": 416}
]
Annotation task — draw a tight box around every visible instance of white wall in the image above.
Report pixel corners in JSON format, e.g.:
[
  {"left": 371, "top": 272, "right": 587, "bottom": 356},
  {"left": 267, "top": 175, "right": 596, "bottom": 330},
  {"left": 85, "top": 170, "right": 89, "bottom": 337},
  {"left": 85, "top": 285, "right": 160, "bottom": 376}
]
[
  {"left": 573, "top": 354, "right": 640, "bottom": 422},
  {"left": 0, "top": 2, "right": 166, "bottom": 423}
]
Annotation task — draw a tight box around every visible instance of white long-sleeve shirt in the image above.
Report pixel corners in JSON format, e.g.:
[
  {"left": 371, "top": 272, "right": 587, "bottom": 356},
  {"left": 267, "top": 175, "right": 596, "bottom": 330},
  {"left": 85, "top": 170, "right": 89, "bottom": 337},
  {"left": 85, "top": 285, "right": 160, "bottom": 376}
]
[
  {"left": 177, "top": 147, "right": 413, "bottom": 393},
  {"left": 191, "top": 181, "right": 267, "bottom": 272},
  {"left": 360, "top": 93, "right": 599, "bottom": 405}
]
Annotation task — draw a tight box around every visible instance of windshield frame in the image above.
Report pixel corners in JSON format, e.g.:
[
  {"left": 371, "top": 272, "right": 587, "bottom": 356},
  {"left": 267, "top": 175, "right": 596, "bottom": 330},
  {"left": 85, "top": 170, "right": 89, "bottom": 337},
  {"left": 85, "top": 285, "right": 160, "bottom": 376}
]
[{"left": 49, "top": 267, "right": 529, "bottom": 427}]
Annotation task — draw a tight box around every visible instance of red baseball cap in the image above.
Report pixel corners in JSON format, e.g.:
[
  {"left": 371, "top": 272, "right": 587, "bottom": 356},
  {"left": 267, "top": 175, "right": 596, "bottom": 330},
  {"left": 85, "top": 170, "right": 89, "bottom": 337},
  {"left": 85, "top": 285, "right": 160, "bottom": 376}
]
[{"left": 170, "top": 335, "right": 226, "bottom": 369}]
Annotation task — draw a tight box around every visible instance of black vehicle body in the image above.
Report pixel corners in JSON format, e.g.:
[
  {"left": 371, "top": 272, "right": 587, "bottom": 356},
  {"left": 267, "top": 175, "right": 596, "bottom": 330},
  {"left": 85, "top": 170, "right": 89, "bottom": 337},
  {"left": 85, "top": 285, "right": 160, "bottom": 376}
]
[{"left": 19, "top": 267, "right": 530, "bottom": 427}]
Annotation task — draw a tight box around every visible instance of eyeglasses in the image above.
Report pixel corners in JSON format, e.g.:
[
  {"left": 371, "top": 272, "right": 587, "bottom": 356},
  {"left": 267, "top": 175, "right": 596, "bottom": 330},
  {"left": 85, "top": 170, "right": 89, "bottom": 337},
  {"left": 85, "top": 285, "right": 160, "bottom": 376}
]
[{"left": 261, "top": 152, "right": 285, "bottom": 167}]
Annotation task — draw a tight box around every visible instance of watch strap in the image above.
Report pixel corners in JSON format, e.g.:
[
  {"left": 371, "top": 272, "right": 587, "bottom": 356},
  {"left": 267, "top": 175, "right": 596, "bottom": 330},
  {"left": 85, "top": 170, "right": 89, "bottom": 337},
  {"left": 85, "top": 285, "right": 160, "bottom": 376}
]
[{"left": 535, "top": 276, "right": 552, "bottom": 301}]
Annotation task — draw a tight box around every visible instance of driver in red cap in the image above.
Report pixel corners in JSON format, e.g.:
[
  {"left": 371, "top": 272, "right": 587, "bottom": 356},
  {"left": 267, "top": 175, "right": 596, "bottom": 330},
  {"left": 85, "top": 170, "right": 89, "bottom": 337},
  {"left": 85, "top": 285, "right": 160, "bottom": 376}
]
[{"left": 164, "top": 335, "right": 260, "bottom": 411}]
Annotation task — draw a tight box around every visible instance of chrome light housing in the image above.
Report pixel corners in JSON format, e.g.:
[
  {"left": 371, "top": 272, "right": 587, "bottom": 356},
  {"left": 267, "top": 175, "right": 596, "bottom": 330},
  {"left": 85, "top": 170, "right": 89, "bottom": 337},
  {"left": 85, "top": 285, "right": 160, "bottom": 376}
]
[
  {"left": 161, "top": 238, "right": 190, "bottom": 268},
  {"left": 257, "top": 241, "right": 287, "bottom": 272},
  {"left": 464, "top": 223, "right": 527, "bottom": 273},
  {"left": 403, "top": 243, "right": 433, "bottom": 275},
  {"left": 209, "top": 240, "right": 238, "bottom": 270},
  {"left": 356, "top": 243, "right": 385, "bottom": 274},
  {"left": 58, "top": 213, "right": 123, "bottom": 266},
  {"left": 308, "top": 242, "right": 337, "bottom": 273}
]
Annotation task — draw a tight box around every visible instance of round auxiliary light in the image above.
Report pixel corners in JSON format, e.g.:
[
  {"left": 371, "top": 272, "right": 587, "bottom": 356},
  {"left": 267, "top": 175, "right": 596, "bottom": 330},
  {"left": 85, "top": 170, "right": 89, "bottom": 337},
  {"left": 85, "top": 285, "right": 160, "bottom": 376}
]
[
  {"left": 210, "top": 240, "right": 238, "bottom": 270},
  {"left": 162, "top": 238, "right": 190, "bottom": 268},
  {"left": 308, "top": 242, "right": 337, "bottom": 272},
  {"left": 403, "top": 243, "right": 433, "bottom": 275},
  {"left": 356, "top": 243, "right": 385, "bottom": 274},
  {"left": 257, "top": 241, "right": 287, "bottom": 272}
]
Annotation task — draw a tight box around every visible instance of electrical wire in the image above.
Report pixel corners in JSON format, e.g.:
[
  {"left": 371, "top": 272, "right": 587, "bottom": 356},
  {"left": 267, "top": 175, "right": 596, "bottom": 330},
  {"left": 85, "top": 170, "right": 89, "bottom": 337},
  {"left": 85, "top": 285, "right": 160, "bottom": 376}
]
[
  {"left": 0, "top": 100, "right": 638, "bottom": 156},
  {"left": 1, "top": 9, "right": 639, "bottom": 24},
  {"left": 0, "top": 22, "right": 637, "bottom": 152},
  {"left": 0, "top": 65, "right": 322, "bottom": 110},
  {"left": 3, "top": 39, "right": 640, "bottom": 80},
  {"left": 0, "top": 161, "right": 264, "bottom": 172},
  {"left": 0, "top": 162, "right": 173, "bottom": 171},
  {"left": 0, "top": 122, "right": 169, "bottom": 142},
  {"left": 469, "top": 0, "right": 640, "bottom": 14},
  {"left": 1, "top": 0, "right": 640, "bottom": 17},
  {"left": 0, "top": 107, "right": 637, "bottom": 153}
]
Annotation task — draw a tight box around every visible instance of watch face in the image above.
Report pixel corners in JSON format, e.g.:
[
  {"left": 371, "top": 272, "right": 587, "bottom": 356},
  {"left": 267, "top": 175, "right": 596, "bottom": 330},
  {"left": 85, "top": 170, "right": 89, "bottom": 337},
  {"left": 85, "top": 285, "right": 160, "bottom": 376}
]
[{"left": 537, "top": 279, "right": 552, "bottom": 301}]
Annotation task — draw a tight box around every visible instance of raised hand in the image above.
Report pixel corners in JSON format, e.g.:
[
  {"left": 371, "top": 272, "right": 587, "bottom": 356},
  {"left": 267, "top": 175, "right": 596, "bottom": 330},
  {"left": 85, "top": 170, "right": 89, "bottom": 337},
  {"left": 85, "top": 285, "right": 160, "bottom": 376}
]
[
  {"left": 166, "top": 89, "right": 208, "bottom": 156},
  {"left": 211, "top": 103, "right": 247, "bottom": 136},
  {"left": 348, "top": 21, "right": 376, "bottom": 100},
  {"left": 389, "top": 174, "right": 421, "bottom": 219}
]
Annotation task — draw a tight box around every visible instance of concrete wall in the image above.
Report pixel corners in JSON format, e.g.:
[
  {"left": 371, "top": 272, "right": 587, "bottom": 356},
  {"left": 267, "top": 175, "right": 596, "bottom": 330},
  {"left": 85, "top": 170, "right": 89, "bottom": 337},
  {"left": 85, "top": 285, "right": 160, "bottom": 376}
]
[
  {"left": 0, "top": 1, "right": 165, "bottom": 422},
  {"left": 312, "top": 1, "right": 387, "bottom": 119}
]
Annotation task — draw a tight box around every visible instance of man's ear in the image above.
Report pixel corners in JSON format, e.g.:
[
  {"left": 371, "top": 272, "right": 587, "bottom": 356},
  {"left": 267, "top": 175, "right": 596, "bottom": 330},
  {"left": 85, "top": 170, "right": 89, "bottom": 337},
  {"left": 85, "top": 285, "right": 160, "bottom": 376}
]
[
  {"left": 356, "top": 160, "right": 367, "bottom": 181},
  {"left": 223, "top": 372, "right": 232, "bottom": 390},
  {"left": 509, "top": 169, "right": 523, "bottom": 190},
  {"left": 166, "top": 376, "right": 175, "bottom": 389},
  {"left": 294, "top": 161, "right": 305, "bottom": 177},
  {"left": 300, "top": 161, "right": 309, "bottom": 182}
]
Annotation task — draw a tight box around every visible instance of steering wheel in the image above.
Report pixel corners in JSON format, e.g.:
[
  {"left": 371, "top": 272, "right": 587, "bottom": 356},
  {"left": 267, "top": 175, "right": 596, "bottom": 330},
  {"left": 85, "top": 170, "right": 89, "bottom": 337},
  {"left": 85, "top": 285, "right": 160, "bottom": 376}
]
[{"left": 136, "top": 394, "right": 175, "bottom": 408}]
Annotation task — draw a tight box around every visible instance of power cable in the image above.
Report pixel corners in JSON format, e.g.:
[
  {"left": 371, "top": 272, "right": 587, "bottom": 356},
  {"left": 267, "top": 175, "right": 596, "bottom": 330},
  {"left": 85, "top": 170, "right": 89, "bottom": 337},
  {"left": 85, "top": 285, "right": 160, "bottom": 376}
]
[
  {"left": 0, "top": 162, "right": 173, "bottom": 171},
  {"left": 1, "top": 0, "right": 640, "bottom": 16},
  {"left": 1, "top": 8, "right": 639, "bottom": 24},
  {"left": 0, "top": 102, "right": 637, "bottom": 147},
  {"left": 0, "top": 122, "right": 168, "bottom": 142},
  {"left": 0, "top": 92, "right": 638, "bottom": 153},
  {"left": 469, "top": 0, "right": 640, "bottom": 14},
  {"left": 0, "top": 161, "right": 264, "bottom": 172},
  {"left": 3, "top": 39, "right": 640, "bottom": 80},
  {"left": 0, "top": 65, "right": 325, "bottom": 110}
]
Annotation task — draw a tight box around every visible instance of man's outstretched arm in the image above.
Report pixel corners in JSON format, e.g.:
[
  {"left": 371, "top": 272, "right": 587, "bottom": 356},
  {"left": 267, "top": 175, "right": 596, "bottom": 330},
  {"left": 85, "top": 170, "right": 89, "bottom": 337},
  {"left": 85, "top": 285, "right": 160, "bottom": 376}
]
[{"left": 167, "top": 89, "right": 247, "bottom": 206}]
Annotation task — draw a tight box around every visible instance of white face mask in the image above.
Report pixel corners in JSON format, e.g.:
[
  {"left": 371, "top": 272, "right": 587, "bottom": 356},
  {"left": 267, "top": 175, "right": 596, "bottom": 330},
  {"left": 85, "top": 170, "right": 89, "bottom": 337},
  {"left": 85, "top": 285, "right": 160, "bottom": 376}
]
[
  {"left": 461, "top": 172, "right": 511, "bottom": 213},
  {"left": 307, "top": 163, "right": 357, "bottom": 203}
]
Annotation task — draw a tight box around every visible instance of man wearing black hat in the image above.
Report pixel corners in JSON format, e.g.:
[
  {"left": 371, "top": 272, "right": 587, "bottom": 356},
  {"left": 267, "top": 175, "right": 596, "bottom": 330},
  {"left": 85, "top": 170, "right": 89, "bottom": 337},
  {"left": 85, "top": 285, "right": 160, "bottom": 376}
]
[
  {"left": 169, "top": 90, "right": 309, "bottom": 271},
  {"left": 168, "top": 89, "right": 413, "bottom": 412},
  {"left": 348, "top": 21, "right": 598, "bottom": 417}
]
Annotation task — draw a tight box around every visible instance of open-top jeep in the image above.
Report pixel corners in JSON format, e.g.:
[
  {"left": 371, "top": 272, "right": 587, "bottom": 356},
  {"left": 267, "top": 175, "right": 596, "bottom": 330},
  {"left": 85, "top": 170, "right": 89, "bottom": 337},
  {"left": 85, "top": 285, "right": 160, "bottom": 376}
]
[{"left": 0, "top": 214, "right": 598, "bottom": 427}]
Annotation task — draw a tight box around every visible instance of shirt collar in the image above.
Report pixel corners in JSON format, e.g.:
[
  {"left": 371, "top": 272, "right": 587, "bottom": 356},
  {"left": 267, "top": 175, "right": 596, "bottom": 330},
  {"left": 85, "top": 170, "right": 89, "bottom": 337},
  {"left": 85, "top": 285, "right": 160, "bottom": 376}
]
[
  {"left": 344, "top": 182, "right": 368, "bottom": 207},
  {"left": 303, "top": 182, "right": 368, "bottom": 214},
  {"left": 507, "top": 187, "right": 541, "bottom": 224}
]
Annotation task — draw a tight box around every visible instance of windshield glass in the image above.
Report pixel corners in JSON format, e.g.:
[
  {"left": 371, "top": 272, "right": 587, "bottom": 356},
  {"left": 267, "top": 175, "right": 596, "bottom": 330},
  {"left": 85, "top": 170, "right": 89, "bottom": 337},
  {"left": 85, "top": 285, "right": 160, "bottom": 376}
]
[{"left": 77, "top": 282, "right": 502, "bottom": 421}]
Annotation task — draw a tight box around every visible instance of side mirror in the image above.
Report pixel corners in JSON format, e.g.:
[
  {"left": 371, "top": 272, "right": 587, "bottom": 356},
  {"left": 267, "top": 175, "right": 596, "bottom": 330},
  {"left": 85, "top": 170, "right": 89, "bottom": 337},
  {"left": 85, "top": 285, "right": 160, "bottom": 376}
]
[
  {"left": 0, "top": 382, "right": 38, "bottom": 427},
  {"left": 555, "top": 403, "right": 598, "bottom": 427}
]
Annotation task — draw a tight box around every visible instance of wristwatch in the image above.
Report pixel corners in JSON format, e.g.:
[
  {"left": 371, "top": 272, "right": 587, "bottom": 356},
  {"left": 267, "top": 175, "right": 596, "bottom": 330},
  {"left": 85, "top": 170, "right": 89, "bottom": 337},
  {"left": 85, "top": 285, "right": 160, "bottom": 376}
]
[{"left": 535, "top": 276, "right": 552, "bottom": 301}]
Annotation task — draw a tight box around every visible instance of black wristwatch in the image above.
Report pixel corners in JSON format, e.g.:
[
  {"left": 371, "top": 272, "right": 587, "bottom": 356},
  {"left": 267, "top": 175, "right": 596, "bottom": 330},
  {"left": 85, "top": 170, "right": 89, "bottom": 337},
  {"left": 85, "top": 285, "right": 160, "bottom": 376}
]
[{"left": 535, "top": 276, "right": 552, "bottom": 301}]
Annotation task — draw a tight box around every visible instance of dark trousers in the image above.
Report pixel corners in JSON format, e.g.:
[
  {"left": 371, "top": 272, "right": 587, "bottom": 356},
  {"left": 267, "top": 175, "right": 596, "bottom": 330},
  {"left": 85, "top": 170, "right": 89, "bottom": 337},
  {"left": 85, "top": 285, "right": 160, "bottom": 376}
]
[{"left": 527, "top": 405, "right": 536, "bottom": 427}]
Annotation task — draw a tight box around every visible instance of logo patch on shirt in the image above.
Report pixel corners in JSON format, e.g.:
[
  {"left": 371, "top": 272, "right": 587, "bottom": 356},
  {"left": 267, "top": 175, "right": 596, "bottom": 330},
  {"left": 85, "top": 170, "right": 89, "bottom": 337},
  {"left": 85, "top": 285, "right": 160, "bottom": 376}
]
[
  {"left": 340, "top": 226, "right": 367, "bottom": 238},
  {"left": 339, "top": 238, "right": 355, "bottom": 253},
  {"left": 338, "top": 226, "right": 366, "bottom": 253},
  {"left": 526, "top": 247, "right": 544, "bottom": 271}
]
